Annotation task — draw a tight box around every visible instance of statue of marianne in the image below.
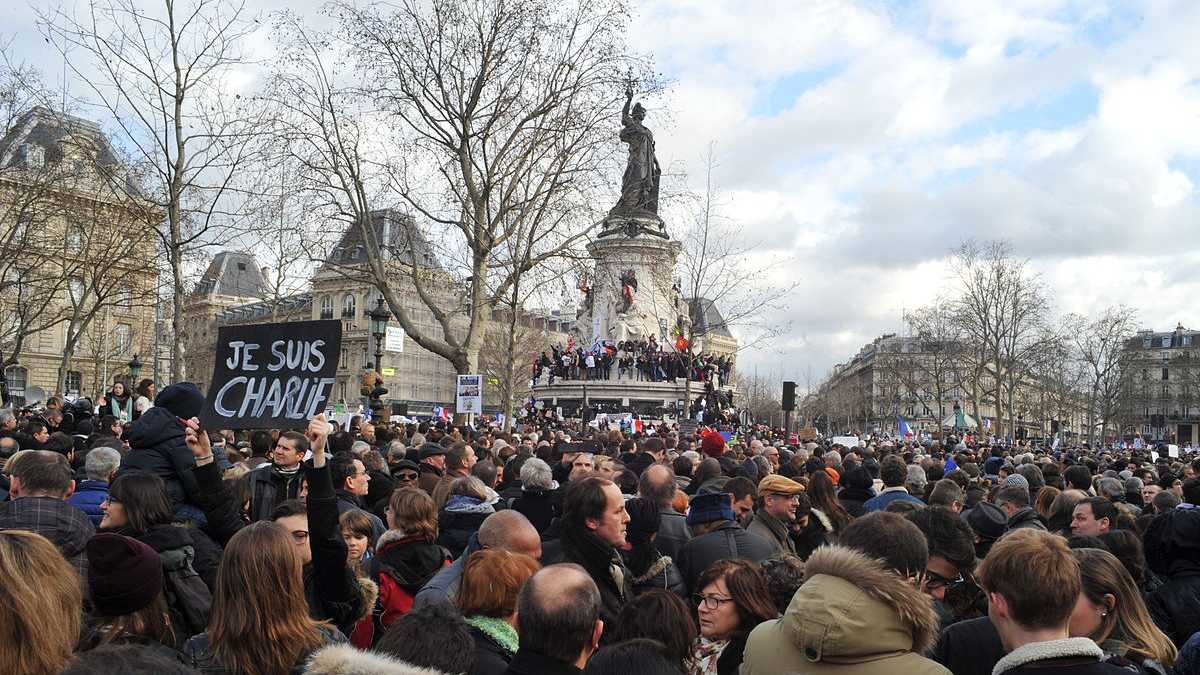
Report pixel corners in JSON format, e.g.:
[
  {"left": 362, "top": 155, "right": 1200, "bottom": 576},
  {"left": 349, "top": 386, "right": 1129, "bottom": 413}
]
[{"left": 610, "top": 86, "right": 661, "bottom": 216}]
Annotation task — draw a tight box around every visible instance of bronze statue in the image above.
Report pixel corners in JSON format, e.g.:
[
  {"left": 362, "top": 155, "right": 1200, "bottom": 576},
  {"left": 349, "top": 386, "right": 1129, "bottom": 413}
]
[{"left": 611, "top": 86, "right": 661, "bottom": 216}]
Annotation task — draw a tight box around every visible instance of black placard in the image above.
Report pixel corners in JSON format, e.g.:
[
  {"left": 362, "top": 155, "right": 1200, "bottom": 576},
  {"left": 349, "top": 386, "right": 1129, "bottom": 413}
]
[{"left": 201, "top": 320, "right": 342, "bottom": 430}]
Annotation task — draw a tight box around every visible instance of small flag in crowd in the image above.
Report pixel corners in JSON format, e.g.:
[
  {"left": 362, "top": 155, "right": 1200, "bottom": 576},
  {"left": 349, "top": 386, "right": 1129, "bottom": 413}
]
[{"left": 897, "top": 416, "right": 913, "bottom": 438}]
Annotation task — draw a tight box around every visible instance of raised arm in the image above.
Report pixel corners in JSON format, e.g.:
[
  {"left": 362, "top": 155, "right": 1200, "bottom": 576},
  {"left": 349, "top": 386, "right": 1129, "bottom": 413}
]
[{"left": 184, "top": 418, "right": 245, "bottom": 546}]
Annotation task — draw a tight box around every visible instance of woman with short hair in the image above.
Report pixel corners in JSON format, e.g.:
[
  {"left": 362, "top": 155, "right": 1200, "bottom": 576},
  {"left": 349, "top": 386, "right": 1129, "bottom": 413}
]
[
  {"left": 689, "top": 559, "right": 776, "bottom": 675},
  {"left": 182, "top": 521, "right": 343, "bottom": 674},
  {"left": 371, "top": 488, "right": 451, "bottom": 639},
  {"left": 456, "top": 549, "right": 541, "bottom": 675}
]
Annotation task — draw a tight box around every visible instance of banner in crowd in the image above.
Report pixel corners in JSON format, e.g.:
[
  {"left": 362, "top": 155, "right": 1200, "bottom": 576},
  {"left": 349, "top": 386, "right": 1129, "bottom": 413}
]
[
  {"left": 201, "top": 320, "right": 342, "bottom": 430},
  {"left": 456, "top": 374, "right": 483, "bottom": 414}
]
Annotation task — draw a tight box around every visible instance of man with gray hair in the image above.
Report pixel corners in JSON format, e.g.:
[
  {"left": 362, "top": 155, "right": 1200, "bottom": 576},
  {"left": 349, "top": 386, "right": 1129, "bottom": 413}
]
[
  {"left": 66, "top": 446, "right": 121, "bottom": 527},
  {"left": 0, "top": 408, "right": 16, "bottom": 435},
  {"left": 510, "top": 457, "right": 560, "bottom": 534},
  {"left": 994, "top": 481, "right": 1046, "bottom": 532}
]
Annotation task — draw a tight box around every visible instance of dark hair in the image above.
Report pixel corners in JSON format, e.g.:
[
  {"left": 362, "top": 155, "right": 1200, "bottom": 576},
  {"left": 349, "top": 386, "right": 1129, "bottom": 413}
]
[
  {"left": 329, "top": 452, "right": 358, "bottom": 491},
  {"left": 723, "top": 476, "right": 756, "bottom": 503},
  {"left": 107, "top": 472, "right": 175, "bottom": 533},
  {"left": 689, "top": 458, "right": 722, "bottom": 493},
  {"left": 62, "top": 643, "right": 200, "bottom": 675},
  {"left": 995, "top": 485, "right": 1031, "bottom": 508},
  {"left": 250, "top": 430, "right": 273, "bottom": 458},
  {"left": 327, "top": 431, "right": 354, "bottom": 456},
  {"left": 641, "top": 437, "right": 665, "bottom": 455},
  {"left": 375, "top": 601, "right": 473, "bottom": 672},
  {"left": 517, "top": 564, "right": 601, "bottom": 664},
  {"left": 880, "top": 456, "right": 907, "bottom": 487},
  {"left": 584, "top": 639, "right": 683, "bottom": 675},
  {"left": 928, "top": 479, "right": 965, "bottom": 509},
  {"left": 839, "top": 511, "right": 929, "bottom": 578},
  {"left": 610, "top": 591, "right": 696, "bottom": 671},
  {"left": 672, "top": 456, "right": 693, "bottom": 479},
  {"left": 1067, "top": 535, "right": 1107, "bottom": 550},
  {"left": 759, "top": 554, "right": 806, "bottom": 615},
  {"left": 694, "top": 559, "right": 776, "bottom": 640},
  {"left": 563, "top": 477, "right": 615, "bottom": 528},
  {"left": 1097, "top": 529, "right": 1147, "bottom": 584},
  {"left": 905, "top": 506, "right": 976, "bottom": 573},
  {"left": 1183, "top": 477, "right": 1200, "bottom": 505},
  {"left": 1064, "top": 465, "right": 1093, "bottom": 491},
  {"left": 270, "top": 499, "right": 308, "bottom": 521},
  {"left": 11, "top": 451, "right": 74, "bottom": 496},
  {"left": 446, "top": 442, "right": 473, "bottom": 471},
  {"left": 807, "top": 470, "right": 850, "bottom": 531},
  {"left": 1080, "top": 496, "right": 1117, "bottom": 526}
]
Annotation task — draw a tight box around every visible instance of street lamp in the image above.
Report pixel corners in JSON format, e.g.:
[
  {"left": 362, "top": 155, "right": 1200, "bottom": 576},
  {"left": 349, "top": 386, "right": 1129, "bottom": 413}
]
[
  {"left": 128, "top": 354, "right": 142, "bottom": 382},
  {"left": 367, "top": 298, "right": 390, "bottom": 373}
]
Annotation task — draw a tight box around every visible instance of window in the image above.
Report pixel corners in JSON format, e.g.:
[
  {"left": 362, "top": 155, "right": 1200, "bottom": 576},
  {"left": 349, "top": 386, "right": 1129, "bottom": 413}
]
[
  {"left": 25, "top": 144, "right": 44, "bottom": 169},
  {"left": 1143, "top": 336, "right": 1152, "bottom": 348},
  {"left": 115, "top": 323, "right": 132, "bottom": 355},
  {"left": 1162, "top": 336, "right": 1172, "bottom": 348},
  {"left": 65, "top": 370, "right": 82, "bottom": 396},
  {"left": 67, "top": 224, "right": 85, "bottom": 250},
  {"left": 1162, "top": 384, "right": 1170, "bottom": 398},
  {"left": 342, "top": 294, "right": 356, "bottom": 318},
  {"left": 320, "top": 296, "right": 334, "bottom": 320},
  {"left": 117, "top": 285, "right": 133, "bottom": 310},
  {"left": 1184, "top": 335, "right": 1194, "bottom": 346},
  {"left": 5, "top": 366, "right": 27, "bottom": 406},
  {"left": 1163, "top": 368, "right": 1170, "bottom": 381}
]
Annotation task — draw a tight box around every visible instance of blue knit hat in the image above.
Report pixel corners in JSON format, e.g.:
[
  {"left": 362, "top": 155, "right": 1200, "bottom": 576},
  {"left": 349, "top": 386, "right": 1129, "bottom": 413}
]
[{"left": 687, "top": 491, "right": 735, "bottom": 526}]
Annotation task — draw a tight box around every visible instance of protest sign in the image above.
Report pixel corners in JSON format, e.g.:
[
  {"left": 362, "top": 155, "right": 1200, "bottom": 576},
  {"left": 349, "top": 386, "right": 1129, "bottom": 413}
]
[
  {"left": 202, "top": 320, "right": 342, "bottom": 430},
  {"left": 1169, "top": 444, "right": 1180, "bottom": 458},
  {"left": 832, "top": 435, "right": 860, "bottom": 449},
  {"left": 456, "top": 374, "right": 483, "bottom": 414}
]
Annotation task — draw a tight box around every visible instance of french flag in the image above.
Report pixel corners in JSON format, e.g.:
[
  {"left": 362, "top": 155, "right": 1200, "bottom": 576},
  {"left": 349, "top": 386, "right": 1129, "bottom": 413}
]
[{"left": 897, "top": 416, "right": 913, "bottom": 438}]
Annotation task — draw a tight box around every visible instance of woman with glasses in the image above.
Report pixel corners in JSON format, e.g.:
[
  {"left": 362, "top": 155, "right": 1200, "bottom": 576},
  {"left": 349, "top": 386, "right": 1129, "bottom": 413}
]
[
  {"left": 99, "top": 471, "right": 222, "bottom": 642},
  {"left": 689, "top": 559, "right": 776, "bottom": 675},
  {"left": 1069, "top": 548, "right": 1177, "bottom": 673}
]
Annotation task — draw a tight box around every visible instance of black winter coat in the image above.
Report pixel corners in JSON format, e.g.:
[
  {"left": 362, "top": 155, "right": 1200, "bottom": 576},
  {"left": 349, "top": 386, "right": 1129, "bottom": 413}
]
[
  {"left": 510, "top": 488, "right": 560, "bottom": 535},
  {"left": 1143, "top": 504, "right": 1200, "bottom": 647},
  {"left": 122, "top": 522, "right": 223, "bottom": 592},
  {"left": 438, "top": 508, "right": 491, "bottom": 559},
  {"left": 121, "top": 407, "right": 200, "bottom": 508},
  {"left": 551, "top": 527, "right": 631, "bottom": 645},
  {"left": 934, "top": 616, "right": 1006, "bottom": 675},
  {"left": 468, "top": 625, "right": 513, "bottom": 675},
  {"left": 676, "top": 521, "right": 774, "bottom": 595}
]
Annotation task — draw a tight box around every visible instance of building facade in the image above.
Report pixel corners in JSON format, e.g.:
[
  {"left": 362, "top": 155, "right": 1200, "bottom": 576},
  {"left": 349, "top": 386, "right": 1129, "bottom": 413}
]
[
  {"left": 1120, "top": 325, "right": 1200, "bottom": 444},
  {"left": 1, "top": 107, "right": 158, "bottom": 405}
]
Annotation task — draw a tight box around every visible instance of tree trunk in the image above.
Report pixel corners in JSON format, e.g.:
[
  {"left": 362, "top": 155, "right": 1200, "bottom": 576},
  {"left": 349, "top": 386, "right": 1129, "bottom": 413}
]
[{"left": 170, "top": 243, "right": 185, "bottom": 382}]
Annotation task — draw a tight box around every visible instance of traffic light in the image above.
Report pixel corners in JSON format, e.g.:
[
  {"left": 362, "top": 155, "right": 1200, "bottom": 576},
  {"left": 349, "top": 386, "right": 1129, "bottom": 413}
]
[{"left": 782, "top": 381, "right": 796, "bottom": 411}]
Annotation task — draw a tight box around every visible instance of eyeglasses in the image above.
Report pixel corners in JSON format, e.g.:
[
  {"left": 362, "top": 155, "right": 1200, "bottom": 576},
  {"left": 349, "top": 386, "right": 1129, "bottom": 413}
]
[
  {"left": 924, "top": 570, "right": 965, "bottom": 591},
  {"left": 692, "top": 593, "right": 735, "bottom": 610},
  {"left": 289, "top": 530, "right": 310, "bottom": 543},
  {"left": 396, "top": 472, "right": 418, "bottom": 481}
]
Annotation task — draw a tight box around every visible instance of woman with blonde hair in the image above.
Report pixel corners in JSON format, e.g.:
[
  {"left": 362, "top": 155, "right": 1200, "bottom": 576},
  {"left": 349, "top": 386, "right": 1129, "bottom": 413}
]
[
  {"left": 183, "top": 521, "right": 344, "bottom": 675},
  {"left": 1069, "top": 548, "right": 1177, "bottom": 674},
  {"left": 0, "top": 530, "right": 82, "bottom": 675}
]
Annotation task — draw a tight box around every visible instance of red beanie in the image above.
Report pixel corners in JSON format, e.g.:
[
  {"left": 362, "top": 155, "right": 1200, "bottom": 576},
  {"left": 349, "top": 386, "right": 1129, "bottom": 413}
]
[{"left": 700, "top": 430, "right": 726, "bottom": 458}]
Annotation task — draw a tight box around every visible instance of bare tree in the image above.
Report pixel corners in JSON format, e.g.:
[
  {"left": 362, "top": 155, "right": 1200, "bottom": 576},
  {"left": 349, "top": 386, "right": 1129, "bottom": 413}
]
[
  {"left": 41, "top": 0, "right": 264, "bottom": 381},
  {"left": 1066, "top": 306, "right": 1138, "bottom": 444},
  {"left": 676, "top": 146, "right": 794, "bottom": 417}
]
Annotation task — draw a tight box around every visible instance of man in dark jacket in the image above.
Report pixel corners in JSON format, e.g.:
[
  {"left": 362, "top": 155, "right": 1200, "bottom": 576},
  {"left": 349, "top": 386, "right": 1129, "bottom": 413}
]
[
  {"left": 637, "top": 464, "right": 690, "bottom": 559},
  {"left": 417, "top": 442, "right": 447, "bottom": 495},
  {"left": 186, "top": 415, "right": 365, "bottom": 637},
  {"left": 994, "top": 484, "right": 1047, "bottom": 533},
  {"left": 121, "top": 382, "right": 213, "bottom": 516},
  {"left": 1144, "top": 503, "right": 1200, "bottom": 647},
  {"left": 676, "top": 491, "right": 773, "bottom": 595},
  {"left": 247, "top": 430, "right": 310, "bottom": 523},
  {"left": 546, "top": 476, "right": 631, "bottom": 645},
  {"left": 503, "top": 564, "right": 601, "bottom": 675},
  {"left": 330, "top": 452, "right": 386, "bottom": 544},
  {"left": 0, "top": 450, "right": 95, "bottom": 582}
]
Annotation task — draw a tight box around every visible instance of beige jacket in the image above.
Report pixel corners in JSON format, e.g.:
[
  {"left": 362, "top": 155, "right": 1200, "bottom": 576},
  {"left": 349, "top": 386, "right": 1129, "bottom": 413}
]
[{"left": 741, "top": 545, "right": 951, "bottom": 675}]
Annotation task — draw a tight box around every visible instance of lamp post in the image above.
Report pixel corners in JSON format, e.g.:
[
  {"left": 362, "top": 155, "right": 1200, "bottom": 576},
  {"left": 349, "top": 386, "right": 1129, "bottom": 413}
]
[
  {"left": 367, "top": 298, "right": 389, "bottom": 374},
  {"left": 128, "top": 354, "right": 142, "bottom": 383}
]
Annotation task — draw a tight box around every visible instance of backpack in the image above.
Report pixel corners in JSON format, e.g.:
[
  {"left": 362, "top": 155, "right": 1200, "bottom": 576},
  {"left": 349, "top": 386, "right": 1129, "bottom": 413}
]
[{"left": 159, "top": 545, "right": 213, "bottom": 639}]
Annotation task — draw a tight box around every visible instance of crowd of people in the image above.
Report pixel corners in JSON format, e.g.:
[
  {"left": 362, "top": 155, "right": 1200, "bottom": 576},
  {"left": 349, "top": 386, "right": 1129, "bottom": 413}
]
[
  {"left": 3, "top": 380, "right": 1200, "bottom": 675},
  {"left": 534, "top": 338, "right": 733, "bottom": 386}
]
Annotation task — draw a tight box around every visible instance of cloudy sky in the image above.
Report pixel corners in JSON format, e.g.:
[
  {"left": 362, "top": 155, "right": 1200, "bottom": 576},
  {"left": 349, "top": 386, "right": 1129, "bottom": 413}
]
[{"left": 8, "top": 0, "right": 1200, "bottom": 391}]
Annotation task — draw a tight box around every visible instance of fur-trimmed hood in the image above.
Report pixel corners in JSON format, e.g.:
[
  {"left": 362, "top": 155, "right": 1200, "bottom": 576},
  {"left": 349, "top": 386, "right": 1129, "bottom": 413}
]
[
  {"left": 780, "top": 545, "right": 941, "bottom": 661},
  {"left": 304, "top": 644, "right": 449, "bottom": 675}
]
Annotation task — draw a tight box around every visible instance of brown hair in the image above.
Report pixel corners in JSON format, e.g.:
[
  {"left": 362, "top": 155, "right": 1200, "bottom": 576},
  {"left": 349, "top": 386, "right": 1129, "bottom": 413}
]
[
  {"left": 1035, "top": 485, "right": 1060, "bottom": 520},
  {"left": 209, "top": 522, "right": 327, "bottom": 675},
  {"left": 694, "top": 559, "right": 777, "bottom": 635},
  {"left": 456, "top": 549, "right": 540, "bottom": 618},
  {"left": 84, "top": 592, "right": 174, "bottom": 649},
  {"left": 387, "top": 487, "right": 438, "bottom": 541},
  {"left": 0, "top": 530, "right": 82, "bottom": 675},
  {"left": 977, "top": 528, "right": 1079, "bottom": 630},
  {"left": 1073, "top": 548, "right": 1177, "bottom": 665}
]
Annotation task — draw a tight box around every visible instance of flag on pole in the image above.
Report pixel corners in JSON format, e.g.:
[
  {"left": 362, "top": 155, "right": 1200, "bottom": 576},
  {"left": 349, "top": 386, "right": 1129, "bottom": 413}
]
[
  {"left": 944, "top": 455, "right": 958, "bottom": 472},
  {"left": 897, "top": 416, "right": 913, "bottom": 438},
  {"left": 1052, "top": 436, "right": 1061, "bottom": 450}
]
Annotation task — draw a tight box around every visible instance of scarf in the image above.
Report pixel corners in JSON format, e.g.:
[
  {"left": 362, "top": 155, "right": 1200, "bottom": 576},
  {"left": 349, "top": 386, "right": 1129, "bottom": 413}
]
[
  {"left": 561, "top": 521, "right": 626, "bottom": 599},
  {"left": 691, "top": 637, "right": 729, "bottom": 675},
  {"left": 466, "top": 615, "right": 519, "bottom": 655}
]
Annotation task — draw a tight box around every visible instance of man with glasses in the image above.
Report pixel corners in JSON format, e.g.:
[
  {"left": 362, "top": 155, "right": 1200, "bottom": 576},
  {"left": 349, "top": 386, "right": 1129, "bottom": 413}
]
[
  {"left": 247, "top": 430, "right": 310, "bottom": 522},
  {"left": 746, "top": 475, "right": 804, "bottom": 555},
  {"left": 331, "top": 452, "right": 386, "bottom": 544}
]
